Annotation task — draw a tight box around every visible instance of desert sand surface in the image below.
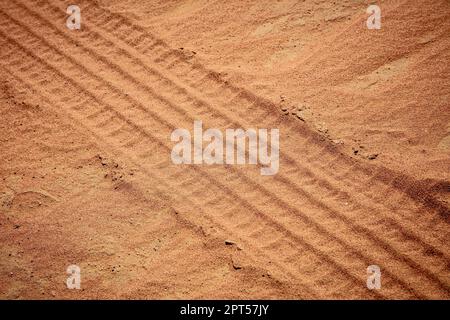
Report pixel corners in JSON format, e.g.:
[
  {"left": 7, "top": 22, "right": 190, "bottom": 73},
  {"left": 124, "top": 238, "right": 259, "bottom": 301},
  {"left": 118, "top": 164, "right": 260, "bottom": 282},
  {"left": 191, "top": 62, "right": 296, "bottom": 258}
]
[{"left": 0, "top": 0, "right": 449, "bottom": 299}]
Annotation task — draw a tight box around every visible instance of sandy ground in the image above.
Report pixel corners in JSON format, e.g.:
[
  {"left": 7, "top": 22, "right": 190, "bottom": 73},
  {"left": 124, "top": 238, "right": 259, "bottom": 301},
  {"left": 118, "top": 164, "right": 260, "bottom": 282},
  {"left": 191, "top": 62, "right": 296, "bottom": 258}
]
[{"left": 0, "top": 0, "right": 449, "bottom": 299}]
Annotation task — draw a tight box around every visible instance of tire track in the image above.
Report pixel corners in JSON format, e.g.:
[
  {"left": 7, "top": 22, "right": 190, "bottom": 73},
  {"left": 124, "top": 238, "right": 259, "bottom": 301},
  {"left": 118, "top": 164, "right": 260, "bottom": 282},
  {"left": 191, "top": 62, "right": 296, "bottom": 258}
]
[
  {"left": 39, "top": 0, "right": 450, "bottom": 257},
  {"left": 0, "top": 39, "right": 376, "bottom": 296},
  {"left": 3, "top": 1, "right": 450, "bottom": 298},
  {"left": 0, "top": 13, "right": 414, "bottom": 300},
  {"left": 2, "top": 67, "right": 321, "bottom": 299},
  {"left": 13, "top": 0, "right": 450, "bottom": 284},
  {"left": 0, "top": 38, "right": 414, "bottom": 302},
  {"left": 21, "top": 0, "right": 449, "bottom": 264},
  {"left": 1, "top": 31, "right": 380, "bottom": 299},
  {"left": 77, "top": 0, "right": 449, "bottom": 221},
  {"left": 2, "top": 72, "right": 308, "bottom": 298},
  {"left": 2, "top": 1, "right": 449, "bottom": 298}
]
